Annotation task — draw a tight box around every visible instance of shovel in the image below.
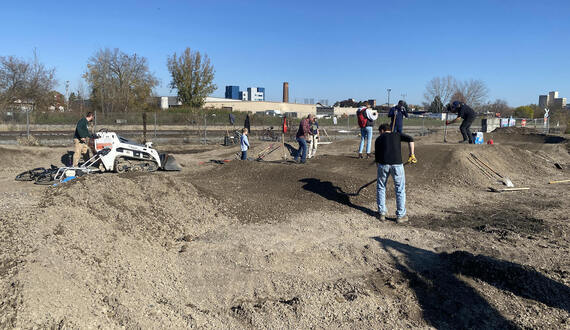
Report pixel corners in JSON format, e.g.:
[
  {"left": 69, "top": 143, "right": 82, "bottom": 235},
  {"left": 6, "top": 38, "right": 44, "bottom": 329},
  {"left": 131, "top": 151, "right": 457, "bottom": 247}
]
[
  {"left": 470, "top": 153, "right": 514, "bottom": 187},
  {"left": 488, "top": 187, "right": 529, "bottom": 193}
]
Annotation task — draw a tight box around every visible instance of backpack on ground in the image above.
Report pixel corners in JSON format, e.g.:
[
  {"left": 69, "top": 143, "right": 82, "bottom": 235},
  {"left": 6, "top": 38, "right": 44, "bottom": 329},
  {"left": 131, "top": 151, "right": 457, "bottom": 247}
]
[{"left": 357, "top": 108, "right": 368, "bottom": 128}]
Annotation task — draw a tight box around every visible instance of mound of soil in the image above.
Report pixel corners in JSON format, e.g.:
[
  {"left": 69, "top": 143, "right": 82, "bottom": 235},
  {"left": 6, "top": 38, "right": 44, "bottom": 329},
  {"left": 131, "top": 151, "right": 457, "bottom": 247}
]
[
  {"left": 489, "top": 127, "right": 567, "bottom": 144},
  {"left": 1, "top": 132, "right": 569, "bottom": 328}
]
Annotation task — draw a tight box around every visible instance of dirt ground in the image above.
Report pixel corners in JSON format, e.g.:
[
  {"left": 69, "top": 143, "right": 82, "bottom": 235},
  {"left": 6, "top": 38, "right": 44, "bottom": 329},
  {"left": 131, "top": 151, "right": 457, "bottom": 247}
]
[{"left": 1, "top": 127, "right": 569, "bottom": 328}]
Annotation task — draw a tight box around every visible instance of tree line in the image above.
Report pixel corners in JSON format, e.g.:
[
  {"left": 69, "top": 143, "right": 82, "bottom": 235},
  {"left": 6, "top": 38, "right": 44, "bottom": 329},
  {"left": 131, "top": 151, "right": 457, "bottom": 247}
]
[
  {"left": 0, "top": 47, "right": 216, "bottom": 114},
  {"left": 423, "top": 75, "right": 563, "bottom": 119}
]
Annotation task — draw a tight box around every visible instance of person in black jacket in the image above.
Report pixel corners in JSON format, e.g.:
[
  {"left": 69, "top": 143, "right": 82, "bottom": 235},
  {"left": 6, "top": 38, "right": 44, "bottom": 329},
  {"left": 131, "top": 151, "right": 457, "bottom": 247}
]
[
  {"left": 446, "top": 101, "right": 477, "bottom": 144},
  {"left": 73, "top": 112, "right": 94, "bottom": 166},
  {"left": 375, "top": 123, "right": 416, "bottom": 223}
]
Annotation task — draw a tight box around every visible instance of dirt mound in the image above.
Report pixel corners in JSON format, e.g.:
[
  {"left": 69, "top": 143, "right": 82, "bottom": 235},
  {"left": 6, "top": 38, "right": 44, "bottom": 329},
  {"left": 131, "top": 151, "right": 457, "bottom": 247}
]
[
  {"left": 488, "top": 127, "right": 567, "bottom": 144},
  {"left": 42, "top": 173, "right": 231, "bottom": 241},
  {"left": 1, "top": 134, "right": 569, "bottom": 328},
  {"left": 0, "top": 146, "right": 68, "bottom": 175}
]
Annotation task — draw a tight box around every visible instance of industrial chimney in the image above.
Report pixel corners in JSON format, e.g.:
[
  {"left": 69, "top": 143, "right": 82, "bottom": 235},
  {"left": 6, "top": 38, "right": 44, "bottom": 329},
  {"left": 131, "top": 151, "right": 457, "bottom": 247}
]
[{"left": 283, "top": 82, "right": 289, "bottom": 103}]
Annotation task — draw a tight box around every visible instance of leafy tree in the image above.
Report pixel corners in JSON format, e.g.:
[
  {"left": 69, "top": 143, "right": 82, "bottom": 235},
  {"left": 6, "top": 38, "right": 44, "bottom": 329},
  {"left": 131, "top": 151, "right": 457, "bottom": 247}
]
[
  {"left": 84, "top": 48, "right": 158, "bottom": 113},
  {"left": 429, "top": 96, "right": 444, "bottom": 112},
  {"left": 167, "top": 47, "right": 216, "bottom": 108},
  {"left": 514, "top": 106, "right": 534, "bottom": 118},
  {"left": 0, "top": 51, "right": 57, "bottom": 111}
]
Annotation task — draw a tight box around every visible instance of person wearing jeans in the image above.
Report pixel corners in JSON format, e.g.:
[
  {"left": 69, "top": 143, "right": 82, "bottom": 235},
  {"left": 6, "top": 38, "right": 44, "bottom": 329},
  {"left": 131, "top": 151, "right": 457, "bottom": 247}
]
[
  {"left": 358, "top": 126, "right": 373, "bottom": 158},
  {"left": 294, "top": 114, "right": 314, "bottom": 164},
  {"left": 240, "top": 128, "right": 249, "bottom": 160},
  {"left": 357, "top": 103, "right": 376, "bottom": 159},
  {"left": 374, "top": 123, "right": 416, "bottom": 223}
]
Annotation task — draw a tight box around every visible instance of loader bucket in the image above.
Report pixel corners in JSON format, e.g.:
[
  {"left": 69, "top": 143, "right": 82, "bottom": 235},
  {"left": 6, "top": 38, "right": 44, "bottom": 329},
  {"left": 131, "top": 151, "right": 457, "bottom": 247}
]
[{"left": 160, "top": 154, "right": 182, "bottom": 171}]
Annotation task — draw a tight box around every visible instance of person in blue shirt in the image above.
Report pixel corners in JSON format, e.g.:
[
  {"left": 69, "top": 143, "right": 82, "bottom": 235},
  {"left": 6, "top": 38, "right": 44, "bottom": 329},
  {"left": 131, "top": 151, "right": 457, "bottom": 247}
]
[
  {"left": 240, "top": 128, "right": 249, "bottom": 160},
  {"left": 388, "top": 100, "right": 409, "bottom": 134}
]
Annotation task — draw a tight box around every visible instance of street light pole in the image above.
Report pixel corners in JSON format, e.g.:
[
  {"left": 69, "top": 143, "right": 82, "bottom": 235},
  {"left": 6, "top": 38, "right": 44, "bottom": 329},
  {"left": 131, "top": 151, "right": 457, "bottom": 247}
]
[{"left": 387, "top": 89, "right": 391, "bottom": 108}]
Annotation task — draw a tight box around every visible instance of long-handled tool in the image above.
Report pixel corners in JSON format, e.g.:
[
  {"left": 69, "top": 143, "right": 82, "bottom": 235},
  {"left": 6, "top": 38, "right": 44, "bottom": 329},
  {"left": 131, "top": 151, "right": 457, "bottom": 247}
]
[
  {"left": 470, "top": 153, "right": 514, "bottom": 187},
  {"left": 549, "top": 179, "right": 570, "bottom": 184},
  {"left": 488, "top": 187, "right": 529, "bottom": 193},
  {"left": 443, "top": 111, "right": 448, "bottom": 143},
  {"left": 467, "top": 157, "right": 495, "bottom": 180}
]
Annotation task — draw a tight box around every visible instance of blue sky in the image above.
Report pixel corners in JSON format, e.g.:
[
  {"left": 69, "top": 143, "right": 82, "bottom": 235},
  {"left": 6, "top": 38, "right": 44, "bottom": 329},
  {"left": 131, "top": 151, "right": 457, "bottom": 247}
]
[{"left": 1, "top": 0, "right": 569, "bottom": 106}]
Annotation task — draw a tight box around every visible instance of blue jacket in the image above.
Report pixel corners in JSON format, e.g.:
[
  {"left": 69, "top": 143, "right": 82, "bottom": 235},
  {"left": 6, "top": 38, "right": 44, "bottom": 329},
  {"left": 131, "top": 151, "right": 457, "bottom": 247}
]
[
  {"left": 240, "top": 134, "right": 249, "bottom": 152},
  {"left": 388, "top": 106, "right": 408, "bottom": 129}
]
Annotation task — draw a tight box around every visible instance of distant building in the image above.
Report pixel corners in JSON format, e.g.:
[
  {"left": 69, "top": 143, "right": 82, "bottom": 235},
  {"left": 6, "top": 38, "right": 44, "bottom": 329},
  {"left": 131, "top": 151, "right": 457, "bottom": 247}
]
[
  {"left": 225, "top": 85, "right": 265, "bottom": 101},
  {"left": 539, "top": 94, "right": 549, "bottom": 108},
  {"left": 247, "top": 87, "right": 265, "bottom": 101},
  {"left": 549, "top": 91, "right": 558, "bottom": 102},
  {"left": 157, "top": 96, "right": 182, "bottom": 110},
  {"left": 256, "top": 87, "right": 265, "bottom": 101},
  {"left": 553, "top": 97, "right": 567, "bottom": 108},
  {"left": 225, "top": 86, "right": 240, "bottom": 100},
  {"left": 539, "top": 91, "right": 566, "bottom": 108}
]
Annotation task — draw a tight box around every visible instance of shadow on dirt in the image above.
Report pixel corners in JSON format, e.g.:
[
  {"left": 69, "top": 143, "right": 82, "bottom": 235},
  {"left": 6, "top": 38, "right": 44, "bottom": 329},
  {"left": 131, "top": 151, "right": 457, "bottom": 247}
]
[
  {"left": 284, "top": 143, "right": 298, "bottom": 158},
  {"left": 375, "top": 238, "right": 570, "bottom": 328},
  {"left": 299, "top": 178, "right": 376, "bottom": 217},
  {"left": 410, "top": 205, "right": 548, "bottom": 237},
  {"left": 443, "top": 250, "right": 570, "bottom": 312}
]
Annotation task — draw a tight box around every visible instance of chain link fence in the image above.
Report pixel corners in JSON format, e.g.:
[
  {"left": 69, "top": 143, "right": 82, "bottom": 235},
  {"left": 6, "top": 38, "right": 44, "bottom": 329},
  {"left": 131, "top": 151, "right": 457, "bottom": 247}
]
[{"left": 2, "top": 109, "right": 564, "bottom": 145}]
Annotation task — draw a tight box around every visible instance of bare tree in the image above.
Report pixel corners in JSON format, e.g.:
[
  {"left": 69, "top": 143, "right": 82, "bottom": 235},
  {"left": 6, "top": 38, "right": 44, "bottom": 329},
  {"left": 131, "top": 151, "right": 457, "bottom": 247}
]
[
  {"left": 425, "top": 76, "right": 489, "bottom": 109},
  {"left": 480, "top": 99, "right": 511, "bottom": 116},
  {"left": 167, "top": 47, "right": 216, "bottom": 108},
  {"left": 0, "top": 51, "right": 56, "bottom": 111},
  {"left": 423, "top": 75, "right": 457, "bottom": 106},
  {"left": 455, "top": 79, "right": 489, "bottom": 108},
  {"left": 84, "top": 48, "right": 158, "bottom": 113}
]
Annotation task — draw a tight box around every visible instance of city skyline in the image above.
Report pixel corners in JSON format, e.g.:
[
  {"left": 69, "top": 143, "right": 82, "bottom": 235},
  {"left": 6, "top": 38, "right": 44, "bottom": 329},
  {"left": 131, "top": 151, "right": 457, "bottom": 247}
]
[{"left": 1, "top": 0, "right": 569, "bottom": 107}]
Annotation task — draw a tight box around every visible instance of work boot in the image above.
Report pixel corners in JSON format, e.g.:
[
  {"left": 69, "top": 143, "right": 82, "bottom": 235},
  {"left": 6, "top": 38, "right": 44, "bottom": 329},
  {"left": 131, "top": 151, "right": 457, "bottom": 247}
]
[
  {"left": 366, "top": 153, "right": 371, "bottom": 159},
  {"left": 358, "top": 153, "right": 363, "bottom": 159},
  {"left": 458, "top": 140, "right": 468, "bottom": 144},
  {"left": 376, "top": 213, "right": 386, "bottom": 221},
  {"left": 396, "top": 215, "right": 409, "bottom": 224}
]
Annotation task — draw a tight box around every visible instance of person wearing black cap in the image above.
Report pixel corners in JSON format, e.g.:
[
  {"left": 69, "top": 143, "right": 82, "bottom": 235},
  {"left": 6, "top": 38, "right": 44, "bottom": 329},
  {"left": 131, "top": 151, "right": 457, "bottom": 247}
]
[
  {"left": 446, "top": 101, "right": 476, "bottom": 144},
  {"left": 388, "top": 100, "right": 409, "bottom": 134}
]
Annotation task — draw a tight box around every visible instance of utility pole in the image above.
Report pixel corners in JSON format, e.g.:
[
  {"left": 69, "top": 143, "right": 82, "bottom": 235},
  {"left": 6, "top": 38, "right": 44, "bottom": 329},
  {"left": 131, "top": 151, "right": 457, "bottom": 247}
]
[
  {"left": 65, "top": 80, "right": 70, "bottom": 111},
  {"left": 387, "top": 88, "right": 391, "bottom": 108}
]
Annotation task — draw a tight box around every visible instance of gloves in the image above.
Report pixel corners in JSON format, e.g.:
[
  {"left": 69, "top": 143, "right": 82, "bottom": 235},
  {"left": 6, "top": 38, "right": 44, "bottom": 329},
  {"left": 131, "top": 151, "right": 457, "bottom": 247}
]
[{"left": 407, "top": 154, "right": 417, "bottom": 164}]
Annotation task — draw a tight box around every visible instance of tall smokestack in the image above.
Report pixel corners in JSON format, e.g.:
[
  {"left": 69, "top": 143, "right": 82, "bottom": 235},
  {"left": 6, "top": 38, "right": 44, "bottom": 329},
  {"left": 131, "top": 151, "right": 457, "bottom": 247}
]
[{"left": 283, "top": 82, "right": 289, "bottom": 103}]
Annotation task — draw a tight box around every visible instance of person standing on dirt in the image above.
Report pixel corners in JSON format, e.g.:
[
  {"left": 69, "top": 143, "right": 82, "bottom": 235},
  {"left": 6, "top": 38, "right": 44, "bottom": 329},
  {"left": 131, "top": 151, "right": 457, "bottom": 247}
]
[
  {"left": 357, "top": 102, "right": 375, "bottom": 159},
  {"left": 240, "top": 128, "right": 250, "bottom": 160},
  {"left": 446, "top": 101, "right": 476, "bottom": 144},
  {"left": 375, "top": 123, "right": 416, "bottom": 223},
  {"left": 388, "top": 100, "right": 409, "bottom": 134},
  {"left": 294, "top": 114, "right": 314, "bottom": 164},
  {"left": 73, "top": 112, "right": 94, "bottom": 166},
  {"left": 307, "top": 118, "right": 319, "bottom": 159}
]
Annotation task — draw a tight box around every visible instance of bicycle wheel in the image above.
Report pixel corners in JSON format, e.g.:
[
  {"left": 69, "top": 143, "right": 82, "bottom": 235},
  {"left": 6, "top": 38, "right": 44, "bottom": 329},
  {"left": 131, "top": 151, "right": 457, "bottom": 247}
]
[
  {"left": 34, "top": 173, "right": 57, "bottom": 185},
  {"left": 15, "top": 167, "right": 46, "bottom": 181}
]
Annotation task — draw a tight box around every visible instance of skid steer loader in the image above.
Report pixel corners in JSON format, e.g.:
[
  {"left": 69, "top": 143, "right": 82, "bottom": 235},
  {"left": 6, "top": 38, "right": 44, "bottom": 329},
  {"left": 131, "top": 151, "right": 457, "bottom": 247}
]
[
  {"left": 91, "top": 130, "right": 181, "bottom": 172},
  {"left": 15, "top": 130, "right": 181, "bottom": 185}
]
